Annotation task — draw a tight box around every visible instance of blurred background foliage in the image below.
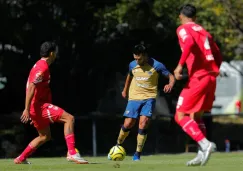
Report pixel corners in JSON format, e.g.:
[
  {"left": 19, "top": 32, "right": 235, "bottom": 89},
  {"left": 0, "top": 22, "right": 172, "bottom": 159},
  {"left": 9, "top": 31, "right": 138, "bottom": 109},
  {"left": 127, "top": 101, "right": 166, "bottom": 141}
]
[{"left": 0, "top": 0, "right": 243, "bottom": 115}]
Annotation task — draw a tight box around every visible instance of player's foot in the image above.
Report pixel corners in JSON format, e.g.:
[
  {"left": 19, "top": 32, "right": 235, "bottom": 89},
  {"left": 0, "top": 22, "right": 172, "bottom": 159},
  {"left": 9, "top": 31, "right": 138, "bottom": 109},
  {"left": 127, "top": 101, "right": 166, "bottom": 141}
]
[
  {"left": 200, "top": 142, "right": 216, "bottom": 166},
  {"left": 132, "top": 152, "right": 140, "bottom": 161},
  {"left": 14, "top": 157, "right": 31, "bottom": 164},
  {"left": 186, "top": 150, "right": 203, "bottom": 166},
  {"left": 67, "top": 152, "right": 89, "bottom": 164}
]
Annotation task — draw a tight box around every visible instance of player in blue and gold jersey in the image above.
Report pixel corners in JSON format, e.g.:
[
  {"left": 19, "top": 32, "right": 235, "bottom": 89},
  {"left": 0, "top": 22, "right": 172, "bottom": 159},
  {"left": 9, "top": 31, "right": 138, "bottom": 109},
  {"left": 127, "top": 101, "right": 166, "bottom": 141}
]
[{"left": 115, "top": 44, "right": 175, "bottom": 161}]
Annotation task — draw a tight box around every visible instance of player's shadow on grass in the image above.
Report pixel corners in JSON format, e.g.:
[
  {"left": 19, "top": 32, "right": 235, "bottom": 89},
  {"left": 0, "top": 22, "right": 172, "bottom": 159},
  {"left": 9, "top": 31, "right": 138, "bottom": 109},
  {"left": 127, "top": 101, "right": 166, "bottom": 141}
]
[{"left": 88, "top": 162, "right": 103, "bottom": 164}]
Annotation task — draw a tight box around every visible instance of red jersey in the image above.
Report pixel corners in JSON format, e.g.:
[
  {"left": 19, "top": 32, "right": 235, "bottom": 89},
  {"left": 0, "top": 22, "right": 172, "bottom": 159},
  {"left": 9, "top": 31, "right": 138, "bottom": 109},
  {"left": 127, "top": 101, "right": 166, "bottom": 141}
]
[
  {"left": 176, "top": 22, "right": 222, "bottom": 78},
  {"left": 26, "top": 59, "right": 52, "bottom": 111}
]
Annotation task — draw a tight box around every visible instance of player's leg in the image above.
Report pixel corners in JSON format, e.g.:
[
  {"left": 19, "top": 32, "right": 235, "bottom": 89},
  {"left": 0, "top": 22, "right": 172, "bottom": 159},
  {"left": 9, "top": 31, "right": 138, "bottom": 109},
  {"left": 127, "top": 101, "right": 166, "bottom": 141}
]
[
  {"left": 197, "top": 76, "right": 217, "bottom": 166},
  {"left": 133, "top": 115, "right": 150, "bottom": 161},
  {"left": 58, "top": 111, "right": 88, "bottom": 164},
  {"left": 175, "top": 76, "right": 215, "bottom": 166},
  {"left": 14, "top": 126, "right": 51, "bottom": 164},
  {"left": 133, "top": 98, "right": 155, "bottom": 161},
  {"left": 186, "top": 111, "right": 205, "bottom": 166},
  {"left": 117, "top": 100, "right": 141, "bottom": 145},
  {"left": 117, "top": 117, "right": 136, "bottom": 145}
]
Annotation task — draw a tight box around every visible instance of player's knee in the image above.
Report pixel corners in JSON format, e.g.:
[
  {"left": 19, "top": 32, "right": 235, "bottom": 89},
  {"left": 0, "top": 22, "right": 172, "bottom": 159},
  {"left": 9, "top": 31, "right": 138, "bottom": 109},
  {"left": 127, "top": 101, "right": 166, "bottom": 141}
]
[
  {"left": 123, "top": 122, "right": 134, "bottom": 129},
  {"left": 40, "top": 134, "right": 51, "bottom": 142},
  {"left": 67, "top": 114, "right": 75, "bottom": 123},
  {"left": 138, "top": 129, "right": 147, "bottom": 135},
  {"left": 124, "top": 118, "right": 136, "bottom": 129},
  {"left": 139, "top": 119, "right": 149, "bottom": 129},
  {"left": 174, "top": 112, "right": 184, "bottom": 123}
]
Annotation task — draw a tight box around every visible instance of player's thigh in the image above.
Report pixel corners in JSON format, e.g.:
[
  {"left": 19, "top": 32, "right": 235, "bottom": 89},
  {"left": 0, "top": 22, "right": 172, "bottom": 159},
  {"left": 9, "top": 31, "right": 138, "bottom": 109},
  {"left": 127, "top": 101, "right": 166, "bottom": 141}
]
[
  {"left": 140, "top": 98, "right": 156, "bottom": 118},
  {"left": 202, "top": 76, "right": 216, "bottom": 111},
  {"left": 123, "top": 100, "right": 143, "bottom": 119},
  {"left": 41, "top": 103, "right": 65, "bottom": 123},
  {"left": 176, "top": 77, "right": 210, "bottom": 113},
  {"left": 58, "top": 111, "right": 74, "bottom": 123},
  {"left": 37, "top": 126, "right": 51, "bottom": 139},
  {"left": 124, "top": 117, "right": 136, "bottom": 128},
  {"left": 30, "top": 112, "right": 50, "bottom": 130}
]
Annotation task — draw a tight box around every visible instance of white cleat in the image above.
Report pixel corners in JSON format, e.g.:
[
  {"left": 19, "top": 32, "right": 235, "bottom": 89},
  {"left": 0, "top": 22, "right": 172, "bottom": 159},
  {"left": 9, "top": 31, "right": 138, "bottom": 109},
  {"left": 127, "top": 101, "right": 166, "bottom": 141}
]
[
  {"left": 201, "top": 142, "right": 217, "bottom": 166},
  {"left": 67, "top": 152, "right": 89, "bottom": 164},
  {"left": 186, "top": 150, "right": 203, "bottom": 166}
]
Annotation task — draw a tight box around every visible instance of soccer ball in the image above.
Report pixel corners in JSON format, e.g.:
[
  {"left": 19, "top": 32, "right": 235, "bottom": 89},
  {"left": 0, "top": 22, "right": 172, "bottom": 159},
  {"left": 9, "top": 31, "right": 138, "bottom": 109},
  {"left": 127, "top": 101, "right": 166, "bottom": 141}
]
[{"left": 108, "top": 145, "right": 126, "bottom": 161}]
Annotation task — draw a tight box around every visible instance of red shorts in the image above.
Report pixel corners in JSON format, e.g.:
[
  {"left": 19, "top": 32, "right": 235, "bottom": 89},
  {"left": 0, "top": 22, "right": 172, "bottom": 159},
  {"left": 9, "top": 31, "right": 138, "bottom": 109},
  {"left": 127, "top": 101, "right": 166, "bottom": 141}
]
[
  {"left": 176, "top": 75, "right": 216, "bottom": 114},
  {"left": 30, "top": 103, "right": 64, "bottom": 130}
]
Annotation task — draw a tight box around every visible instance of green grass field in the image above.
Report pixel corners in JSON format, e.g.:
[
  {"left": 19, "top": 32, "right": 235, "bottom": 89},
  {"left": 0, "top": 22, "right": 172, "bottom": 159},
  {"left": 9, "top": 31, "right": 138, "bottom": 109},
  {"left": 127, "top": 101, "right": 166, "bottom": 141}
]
[{"left": 0, "top": 153, "right": 242, "bottom": 171}]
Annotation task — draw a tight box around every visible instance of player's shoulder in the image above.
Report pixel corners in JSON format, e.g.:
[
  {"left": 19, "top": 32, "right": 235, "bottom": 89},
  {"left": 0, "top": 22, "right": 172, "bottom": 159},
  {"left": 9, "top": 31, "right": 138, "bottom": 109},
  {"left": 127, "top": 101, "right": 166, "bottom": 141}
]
[
  {"left": 129, "top": 60, "right": 137, "bottom": 70},
  {"left": 148, "top": 58, "right": 165, "bottom": 70},
  {"left": 34, "top": 59, "right": 48, "bottom": 70},
  {"left": 176, "top": 25, "right": 189, "bottom": 41},
  {"left": 176, "top": 25, "right": 185, "bottom": 32},
  {"left": 190, "top": 23, "right": 206, "bottom": 32}
]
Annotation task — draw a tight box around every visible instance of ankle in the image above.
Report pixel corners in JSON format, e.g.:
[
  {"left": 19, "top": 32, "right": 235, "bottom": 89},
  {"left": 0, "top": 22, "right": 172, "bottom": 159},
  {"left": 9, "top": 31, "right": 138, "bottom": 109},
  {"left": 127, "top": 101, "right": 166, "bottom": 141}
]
[{"left": 135, "top": 151, "right": 141, "bottom": 156}]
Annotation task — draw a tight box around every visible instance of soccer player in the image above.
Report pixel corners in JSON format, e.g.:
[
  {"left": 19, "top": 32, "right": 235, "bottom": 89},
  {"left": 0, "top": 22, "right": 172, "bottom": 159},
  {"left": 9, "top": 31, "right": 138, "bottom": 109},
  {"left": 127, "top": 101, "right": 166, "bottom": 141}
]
[
  {"left": 174, "top": 4, "right": 222, "bottom": 166},
  {"left": 115, "top": 44, "right": 175, "bottom": 161},
  {"left": 14, "top": 41, "right": 88, "bottom": 164}
]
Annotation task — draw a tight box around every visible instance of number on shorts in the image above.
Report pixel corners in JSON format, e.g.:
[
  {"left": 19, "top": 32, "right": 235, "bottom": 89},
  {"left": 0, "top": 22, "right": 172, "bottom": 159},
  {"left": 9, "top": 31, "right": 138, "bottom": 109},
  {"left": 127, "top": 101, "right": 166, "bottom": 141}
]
[{"left": 176, "top": 96, "right": 184, "bottom": 109}]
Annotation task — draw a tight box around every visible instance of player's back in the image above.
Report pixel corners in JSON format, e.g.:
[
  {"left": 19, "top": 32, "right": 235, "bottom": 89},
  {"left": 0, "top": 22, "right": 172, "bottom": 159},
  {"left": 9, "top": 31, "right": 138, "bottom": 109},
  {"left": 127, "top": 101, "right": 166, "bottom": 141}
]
[
  {"left": 177, "top": 22, "right": 220, "bottom": 78},
  {"left": 26, "top": 59, "right": 51, "bottom": 108}
]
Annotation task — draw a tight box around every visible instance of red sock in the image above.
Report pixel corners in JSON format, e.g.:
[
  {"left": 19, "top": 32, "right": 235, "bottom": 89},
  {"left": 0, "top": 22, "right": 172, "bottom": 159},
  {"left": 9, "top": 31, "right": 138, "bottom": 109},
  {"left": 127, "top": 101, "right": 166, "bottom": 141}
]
[
  {"left": 65, "top": 134, "right": 76, "bottom": 155},
  {"left": 177, "top": 116, "right": 205, "bottom": 142},
  {"left": 196, "top": 119, "right": 206, "bottom": 136},
  {"left": 19, "top": 144, "right": 36, "bottom": 161}
]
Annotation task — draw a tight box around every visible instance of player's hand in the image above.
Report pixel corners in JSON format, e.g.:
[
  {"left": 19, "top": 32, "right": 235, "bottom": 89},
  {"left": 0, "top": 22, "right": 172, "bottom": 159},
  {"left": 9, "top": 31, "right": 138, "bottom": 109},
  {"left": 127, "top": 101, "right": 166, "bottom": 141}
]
[
  {"left": 163, "top": 84, "right": 173, "bottom": 93},
  {"left": 174, "top": 65, "right": 183, "bottom": 80},
  {"left": 21, "top": 109, "right": 30, "bottom": 124},
  {"left": 121, "top": 90, "right": 127, "bottom": 99}
]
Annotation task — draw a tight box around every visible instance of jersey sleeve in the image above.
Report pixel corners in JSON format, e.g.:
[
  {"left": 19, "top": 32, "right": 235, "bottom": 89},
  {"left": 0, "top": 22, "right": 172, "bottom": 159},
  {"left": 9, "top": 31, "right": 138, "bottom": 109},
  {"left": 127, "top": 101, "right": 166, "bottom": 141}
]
[
  {"left": 128, "top": 61, "right": 136, "bottom": 76},
  {"left": 177, "top": 27, "right": 195, "bottom": 66},
  {"left": 155, "top": 62, "right": 170, "bottom": 77},
  {"left": 29, "top": 66, "right": 46, "bottom": 84}
]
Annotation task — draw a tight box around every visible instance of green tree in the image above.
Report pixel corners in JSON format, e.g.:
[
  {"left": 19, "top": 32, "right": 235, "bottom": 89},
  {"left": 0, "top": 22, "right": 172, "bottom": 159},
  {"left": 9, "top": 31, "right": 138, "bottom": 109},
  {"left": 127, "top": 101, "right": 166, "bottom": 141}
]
[{"left": 95, "top": 0, "right": 243, "bottom": 60}]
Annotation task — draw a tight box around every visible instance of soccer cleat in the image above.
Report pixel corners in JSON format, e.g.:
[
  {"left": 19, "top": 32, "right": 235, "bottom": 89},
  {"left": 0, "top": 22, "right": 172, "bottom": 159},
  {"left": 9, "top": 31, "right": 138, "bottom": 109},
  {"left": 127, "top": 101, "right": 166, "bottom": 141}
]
[
  {"left": 200, "top": 142, "right": 217, "bottom": 166},
  {"left": 67, "top": 152, "right": 89, "bottom": 164},
  {"left": 132, "top": 153, "right": 140, "bottom": 161},
  {"left": 14, "top": 157, "right": 31, "bottom": 164},
  {"left": 107, "top": 154, "right": 112, "bottom": 160},
  {"left": 186, "top": 150, "right": 203, "bottom": 166}
]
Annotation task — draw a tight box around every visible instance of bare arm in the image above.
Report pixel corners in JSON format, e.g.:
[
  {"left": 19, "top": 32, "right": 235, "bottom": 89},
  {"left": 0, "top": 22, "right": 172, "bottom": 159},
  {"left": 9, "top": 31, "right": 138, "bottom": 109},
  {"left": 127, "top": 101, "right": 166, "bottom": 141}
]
[
  {"left": 25, "top": 83, "right": 36, "bottom": 110},
  {"left": 122, "top": 74, "right": 133, "bottom": 98},
  {"left": 21, "top": 83, "right": 36, "bottom": 124},
  {"left": 163, "top": 73, "right": 175, "bottom": 93},
  {"left": 167, "top": 73, "right": 176, "bottom": 87}
]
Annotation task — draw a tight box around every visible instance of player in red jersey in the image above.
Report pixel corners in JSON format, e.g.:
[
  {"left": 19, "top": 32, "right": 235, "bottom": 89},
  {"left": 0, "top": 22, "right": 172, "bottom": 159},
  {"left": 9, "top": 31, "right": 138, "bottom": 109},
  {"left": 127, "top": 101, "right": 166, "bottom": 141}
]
[
  {"left": 173, "top": 4, "right": 222, "bottom": 166},
  {"left": 14, "top": 41, "right": 88, "bottom": 164}
]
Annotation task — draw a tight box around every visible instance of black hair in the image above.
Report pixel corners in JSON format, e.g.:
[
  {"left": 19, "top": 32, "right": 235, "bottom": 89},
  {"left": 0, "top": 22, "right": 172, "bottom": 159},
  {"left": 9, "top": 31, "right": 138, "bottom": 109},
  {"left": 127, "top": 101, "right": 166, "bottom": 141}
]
[
  {"left": 40, "top": 41, "right": 56, "bottom": 57},
  {"left": 133, "top": 44, "right": 148, "bottom": 55},
  {"left": 179, "top": 4, "right": 197, "bottom": 18}
]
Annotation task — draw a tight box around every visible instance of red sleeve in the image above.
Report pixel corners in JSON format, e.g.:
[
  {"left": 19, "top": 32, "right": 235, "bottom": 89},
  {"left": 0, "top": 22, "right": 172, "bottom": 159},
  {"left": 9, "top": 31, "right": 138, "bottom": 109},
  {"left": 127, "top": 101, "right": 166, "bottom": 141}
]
[
  {"left": 211, "top": 42, "right": 223, "bottom": 68},
  {"left": 177, "top": 27, "right": 195, "bottom": 66},
  {"left": 29, "top": 67, "right": 45, "bottom": 84}
]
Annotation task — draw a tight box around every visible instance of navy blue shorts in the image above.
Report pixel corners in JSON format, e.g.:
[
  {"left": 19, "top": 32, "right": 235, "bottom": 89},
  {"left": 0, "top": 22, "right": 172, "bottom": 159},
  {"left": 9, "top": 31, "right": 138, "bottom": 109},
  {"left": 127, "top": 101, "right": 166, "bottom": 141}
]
[{"left": 123, "top": 98, "right": 156, "bottom": 119}]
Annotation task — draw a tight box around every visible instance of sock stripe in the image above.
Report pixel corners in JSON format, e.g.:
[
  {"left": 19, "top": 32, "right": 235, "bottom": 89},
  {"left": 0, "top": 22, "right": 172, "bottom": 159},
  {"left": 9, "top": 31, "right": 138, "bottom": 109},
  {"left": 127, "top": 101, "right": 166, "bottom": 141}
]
[{"left": 182, "top": 119, "right": 194, "bottom": 129}]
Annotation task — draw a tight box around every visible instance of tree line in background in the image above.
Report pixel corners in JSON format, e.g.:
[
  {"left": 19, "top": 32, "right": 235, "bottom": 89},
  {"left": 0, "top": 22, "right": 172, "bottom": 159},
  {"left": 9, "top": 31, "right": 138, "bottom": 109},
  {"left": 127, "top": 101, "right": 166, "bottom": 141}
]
[{"left": 0, "top": 0, "right": 242, "bottom": 115}]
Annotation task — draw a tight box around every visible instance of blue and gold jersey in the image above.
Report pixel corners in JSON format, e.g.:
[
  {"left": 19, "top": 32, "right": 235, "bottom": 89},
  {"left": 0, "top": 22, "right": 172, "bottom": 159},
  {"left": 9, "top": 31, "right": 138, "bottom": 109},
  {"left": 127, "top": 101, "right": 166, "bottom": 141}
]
[{"left": 128, "top": 58, "right": 170, "bottom": 100}]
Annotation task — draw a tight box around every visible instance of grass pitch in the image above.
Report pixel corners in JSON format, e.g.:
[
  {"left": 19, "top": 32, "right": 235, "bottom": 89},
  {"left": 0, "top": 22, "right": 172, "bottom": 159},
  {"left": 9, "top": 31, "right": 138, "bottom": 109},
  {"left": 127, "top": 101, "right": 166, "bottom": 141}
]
[{"left": 0, "top": 153, "right": 243, "bottom": 171}]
